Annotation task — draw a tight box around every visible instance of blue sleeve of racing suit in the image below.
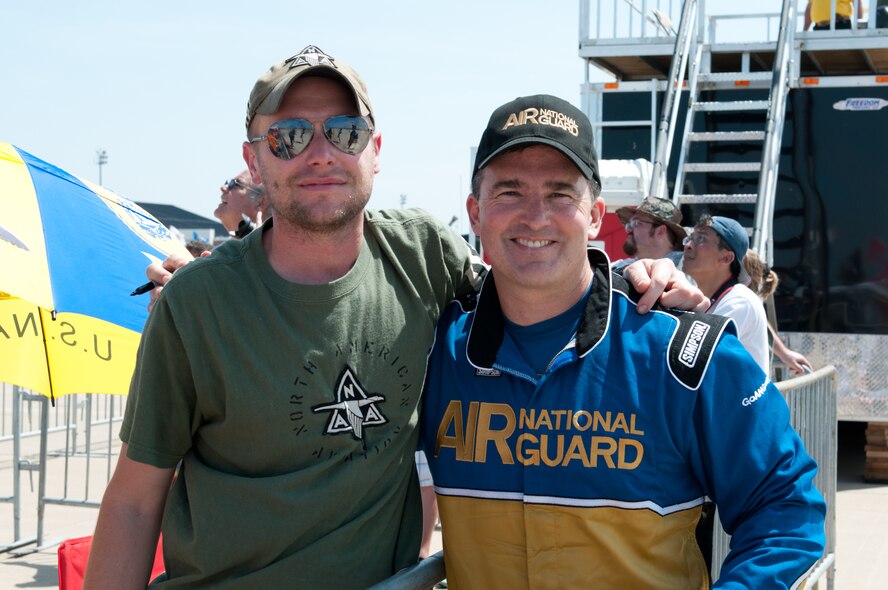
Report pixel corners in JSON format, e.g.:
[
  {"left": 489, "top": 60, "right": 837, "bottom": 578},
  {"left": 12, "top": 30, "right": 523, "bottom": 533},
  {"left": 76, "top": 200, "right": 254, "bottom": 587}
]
[{"left": 689, "top": 334, "right": 826, "bottom": 589}]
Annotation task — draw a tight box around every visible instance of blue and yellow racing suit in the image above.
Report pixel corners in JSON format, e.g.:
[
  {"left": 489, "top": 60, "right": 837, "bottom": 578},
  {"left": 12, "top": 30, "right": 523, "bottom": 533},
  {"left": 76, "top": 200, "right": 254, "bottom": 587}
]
[{"left": 421, "top": 249, "right": 826, "bottom": 590}]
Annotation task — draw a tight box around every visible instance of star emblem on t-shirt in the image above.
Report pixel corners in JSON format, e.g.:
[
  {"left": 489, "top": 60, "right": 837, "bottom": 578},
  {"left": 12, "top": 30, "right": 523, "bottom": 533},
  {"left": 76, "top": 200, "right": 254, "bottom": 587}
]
[{"left": 312, "top": 365, "right": 387, "bottom": 443}]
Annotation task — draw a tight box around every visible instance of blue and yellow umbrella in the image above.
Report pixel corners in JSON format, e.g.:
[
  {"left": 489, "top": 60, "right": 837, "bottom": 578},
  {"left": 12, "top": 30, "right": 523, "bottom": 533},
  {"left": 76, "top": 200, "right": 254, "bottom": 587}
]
[{"left": 0, "top": 142, "right": 190, "bottom": 399}]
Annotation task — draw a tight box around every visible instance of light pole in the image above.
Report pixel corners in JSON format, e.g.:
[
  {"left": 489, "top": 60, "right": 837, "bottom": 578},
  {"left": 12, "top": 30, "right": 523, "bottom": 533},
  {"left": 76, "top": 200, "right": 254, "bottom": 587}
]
[{"left": 96, "top": 149, "right": 108, "bottom": 185}]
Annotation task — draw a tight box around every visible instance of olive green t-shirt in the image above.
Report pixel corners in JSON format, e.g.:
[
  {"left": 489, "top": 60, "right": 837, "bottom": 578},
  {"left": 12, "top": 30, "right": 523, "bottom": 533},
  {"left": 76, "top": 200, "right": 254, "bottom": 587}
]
[{"left": 121, "top": 209, "right": 482, "bottom": 588}]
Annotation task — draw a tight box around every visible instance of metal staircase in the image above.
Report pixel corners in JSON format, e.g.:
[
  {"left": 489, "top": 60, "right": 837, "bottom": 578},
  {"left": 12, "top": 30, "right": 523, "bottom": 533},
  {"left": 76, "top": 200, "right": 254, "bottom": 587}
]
[{"left": 650, "top": 0, "right": 797, "bottom": 264}]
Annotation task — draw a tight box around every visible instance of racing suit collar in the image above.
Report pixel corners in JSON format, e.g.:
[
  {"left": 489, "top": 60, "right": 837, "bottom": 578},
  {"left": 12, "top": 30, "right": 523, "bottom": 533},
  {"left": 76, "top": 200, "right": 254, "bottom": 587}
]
[{"left": 466, "top": 248, "right": 613, "bottom": 370}]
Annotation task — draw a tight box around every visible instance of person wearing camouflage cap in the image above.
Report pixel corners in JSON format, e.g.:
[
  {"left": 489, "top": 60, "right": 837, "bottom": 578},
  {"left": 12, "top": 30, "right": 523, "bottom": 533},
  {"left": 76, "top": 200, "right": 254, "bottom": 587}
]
[{"left": 613, "top": 196, "right": 687, "bottom": 273}]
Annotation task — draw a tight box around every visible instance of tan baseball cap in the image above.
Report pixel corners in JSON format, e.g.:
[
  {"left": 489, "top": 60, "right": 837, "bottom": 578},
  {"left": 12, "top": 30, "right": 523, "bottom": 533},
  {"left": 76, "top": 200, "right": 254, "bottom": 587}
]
[{"left": 245, "top": 45, "right": 374, "bottom": 132}]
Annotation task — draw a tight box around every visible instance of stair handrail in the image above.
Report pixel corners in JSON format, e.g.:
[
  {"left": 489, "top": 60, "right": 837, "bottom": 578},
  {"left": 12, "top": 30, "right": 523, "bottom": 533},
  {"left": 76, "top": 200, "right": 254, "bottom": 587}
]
[
  {"left": 649, "top": 0, "right": 700, "bottom": 199},
  {"left": 752, "top": 0, "right": 796, "bottom": 264},
  {"left": 669, "top": 37, "right": 706, "bottom": 206}
]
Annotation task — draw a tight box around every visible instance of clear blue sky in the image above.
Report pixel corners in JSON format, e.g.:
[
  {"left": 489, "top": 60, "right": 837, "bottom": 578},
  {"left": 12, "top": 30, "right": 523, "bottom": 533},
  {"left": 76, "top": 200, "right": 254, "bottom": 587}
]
[{"left": 3, "top": 0, "right": 774, "bottom": 234}]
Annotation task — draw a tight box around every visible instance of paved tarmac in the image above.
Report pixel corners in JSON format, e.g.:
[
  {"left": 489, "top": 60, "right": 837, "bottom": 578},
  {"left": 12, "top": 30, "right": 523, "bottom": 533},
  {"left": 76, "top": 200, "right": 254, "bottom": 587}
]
[{"left": 1, "top": 421, "right": 885, "bottom": 589}]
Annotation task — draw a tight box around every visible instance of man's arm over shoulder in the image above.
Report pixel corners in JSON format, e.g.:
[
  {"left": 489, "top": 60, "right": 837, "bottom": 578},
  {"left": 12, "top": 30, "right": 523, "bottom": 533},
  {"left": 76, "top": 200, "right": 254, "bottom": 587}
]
[
  {"left": 84, "top": 444, "right": 175, "bottom": 589},
  {"left": 438, "top": 225, "right": 486, "bottom": 300},
  {"left": 692, "top": 337, "right": 826, "bottom": 588},
  {"left": 371, "top": 208, "right": 488, "bottom": 299}
]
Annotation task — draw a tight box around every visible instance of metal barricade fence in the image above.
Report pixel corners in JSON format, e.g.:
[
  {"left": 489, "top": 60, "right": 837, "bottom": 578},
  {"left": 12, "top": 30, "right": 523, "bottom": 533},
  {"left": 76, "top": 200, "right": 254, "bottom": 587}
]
[
  {"left": 1, "top": 383, "right": 124, "bottom": 553},
  {"left": 710, "top": 366, "right": 838, "bottom": 589}
]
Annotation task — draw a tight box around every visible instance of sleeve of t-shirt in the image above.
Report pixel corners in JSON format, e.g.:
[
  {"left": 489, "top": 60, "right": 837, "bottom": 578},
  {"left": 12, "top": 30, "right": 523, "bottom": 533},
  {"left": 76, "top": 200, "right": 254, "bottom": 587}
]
[
  {"left": 713, "top": 295, "right": 769, "bottom": 372},
  {"left": 119, "top": 293, "right": 197, "bottom": 468},
  {"left": 436, "top": 223, "right": 487, "bottom": 300},
  {"left": 715, "top": 297, "right": 755, "bottom": 344}
]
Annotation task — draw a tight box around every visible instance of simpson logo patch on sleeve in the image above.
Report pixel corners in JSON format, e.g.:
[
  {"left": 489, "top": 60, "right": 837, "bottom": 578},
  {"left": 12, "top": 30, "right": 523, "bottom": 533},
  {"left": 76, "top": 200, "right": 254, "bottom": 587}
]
[
  {"left": 668, "top": 313, "right": 732, "bottom": 390},
  {"left": 678, "top": 321, "right": 710, "bottom": 367}
]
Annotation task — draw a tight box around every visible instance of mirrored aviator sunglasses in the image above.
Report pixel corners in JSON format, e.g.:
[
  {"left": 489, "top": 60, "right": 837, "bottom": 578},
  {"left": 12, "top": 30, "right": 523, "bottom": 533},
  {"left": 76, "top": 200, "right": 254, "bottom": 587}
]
[{"left": 249, "top": 115, "right": 374, "bottom": 160}]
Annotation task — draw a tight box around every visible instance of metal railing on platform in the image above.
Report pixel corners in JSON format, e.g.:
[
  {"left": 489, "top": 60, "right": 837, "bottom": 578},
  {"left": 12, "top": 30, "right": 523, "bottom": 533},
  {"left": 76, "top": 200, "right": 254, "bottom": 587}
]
[{"left": 580, "top": 0, "right": 886, "bottom": 44}]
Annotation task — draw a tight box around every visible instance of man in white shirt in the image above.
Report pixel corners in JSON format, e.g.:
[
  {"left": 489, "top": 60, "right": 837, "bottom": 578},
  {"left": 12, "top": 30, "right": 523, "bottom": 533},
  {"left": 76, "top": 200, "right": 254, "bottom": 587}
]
[{"left": 682, "top": 214, "right": 770, "bottom": 373}]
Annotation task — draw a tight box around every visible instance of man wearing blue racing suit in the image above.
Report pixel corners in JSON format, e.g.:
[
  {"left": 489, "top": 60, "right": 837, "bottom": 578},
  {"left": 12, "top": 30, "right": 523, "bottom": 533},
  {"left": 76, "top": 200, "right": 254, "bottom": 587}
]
[{"left": 420, "top": 94, "right": 826, "bottom": 589}]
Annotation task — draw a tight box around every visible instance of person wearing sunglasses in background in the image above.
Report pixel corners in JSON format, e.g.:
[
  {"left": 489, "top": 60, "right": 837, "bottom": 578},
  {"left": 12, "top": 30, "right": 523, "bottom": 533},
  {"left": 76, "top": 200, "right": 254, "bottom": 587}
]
[
  {"left": 85, "top": 46, "right": 707, "bottom": 589},
  {"left": 214, "top": 172, "right": 270, "bottom": 239},
  {"left": 682, "top": 215, "right": 814, "bottom": 376},
  {"left": 611, "top": 196, "right": 687, "bottom": 274},
  {"left": 610, "top": 203, "right": 812, "bottom": 378}
]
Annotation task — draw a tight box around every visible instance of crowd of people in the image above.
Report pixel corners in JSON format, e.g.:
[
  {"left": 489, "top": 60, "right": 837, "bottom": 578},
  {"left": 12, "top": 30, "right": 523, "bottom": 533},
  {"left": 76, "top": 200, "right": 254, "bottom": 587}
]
[
  {"left": 83, "top": 45, "right": 825, "bottom": 589},
  {"left": 612, "top": 196, "right": 813, "bottom": 376}
]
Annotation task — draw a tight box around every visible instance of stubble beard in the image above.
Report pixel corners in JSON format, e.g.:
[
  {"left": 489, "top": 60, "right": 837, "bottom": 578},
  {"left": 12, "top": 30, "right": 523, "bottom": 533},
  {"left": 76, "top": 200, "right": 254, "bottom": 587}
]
[{"left": 269, "top": 176, "right": 370, "bottom": 235}]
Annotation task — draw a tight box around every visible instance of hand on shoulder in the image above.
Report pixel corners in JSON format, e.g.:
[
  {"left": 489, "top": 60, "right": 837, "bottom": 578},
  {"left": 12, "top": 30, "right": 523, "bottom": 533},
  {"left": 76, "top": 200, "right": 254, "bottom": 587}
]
[
  {"left": 623, "top": 258, "right": 709, "bottom": 314},
  {"left": 146, "top": 252, "right": 202, "bottom": 311}
]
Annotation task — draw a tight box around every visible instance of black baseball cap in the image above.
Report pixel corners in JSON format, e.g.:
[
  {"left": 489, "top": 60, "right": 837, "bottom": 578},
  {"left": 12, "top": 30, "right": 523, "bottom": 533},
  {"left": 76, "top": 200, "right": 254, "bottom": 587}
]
[{"left": 472, "top": 94, "right": 600, "bottom": 186}]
